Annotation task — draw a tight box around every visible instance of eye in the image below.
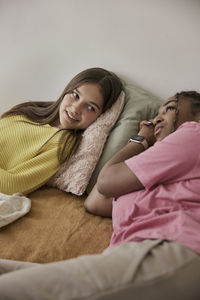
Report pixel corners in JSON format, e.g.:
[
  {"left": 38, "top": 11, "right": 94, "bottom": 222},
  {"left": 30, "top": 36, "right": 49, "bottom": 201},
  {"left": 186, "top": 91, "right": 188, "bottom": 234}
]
[
  {"left": 166, "top": 106, "right": 177, "bottom": 112},
  {"left": 87, "top": 105, "right": 95, "bottom": 112},
  {"left": 72, "top": 91, "right": 79, "bottom": 99}
]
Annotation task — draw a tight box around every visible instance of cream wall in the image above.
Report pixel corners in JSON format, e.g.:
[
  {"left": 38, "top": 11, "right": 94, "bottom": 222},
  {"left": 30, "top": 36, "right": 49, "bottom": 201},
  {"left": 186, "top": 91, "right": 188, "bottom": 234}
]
[{"left": 0, "top": 0, "right": 200, "bottom": 114}]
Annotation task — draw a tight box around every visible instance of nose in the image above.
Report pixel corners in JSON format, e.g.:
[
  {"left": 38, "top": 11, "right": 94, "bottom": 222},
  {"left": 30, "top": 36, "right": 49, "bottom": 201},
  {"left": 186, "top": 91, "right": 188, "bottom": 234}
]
[
  {"left": 71, "top": 101, "right": 81, "bottom": 115},
  {"left": 153, "top": 114, "right": 163, "bottom": 125}
]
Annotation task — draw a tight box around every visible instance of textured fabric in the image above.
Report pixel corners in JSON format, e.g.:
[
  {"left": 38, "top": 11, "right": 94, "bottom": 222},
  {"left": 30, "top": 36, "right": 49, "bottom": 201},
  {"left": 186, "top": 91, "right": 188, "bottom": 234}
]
[
  {"left": 0, "top": 241, "right": 199, "bottom": 300},
  {"left": 0, "top": 115, "right": 76, "bottom": 195},
  {"left": 0, "top": 193, "right": 31, "bottom": 228},
  {"left": 0, "top": 187, "right": 112, "bottom": 263},
  {"left": 86, "top": 82, "right": 162, "bottom": 193},
  {"left": 111, "top": 122, "right": 200, "bottom": 254},
  {"left": 0, "top": 259, "right": 38, "bottom": 275},
  {"left": 48, "top": 91, "right": 125, "bottom": 195}
]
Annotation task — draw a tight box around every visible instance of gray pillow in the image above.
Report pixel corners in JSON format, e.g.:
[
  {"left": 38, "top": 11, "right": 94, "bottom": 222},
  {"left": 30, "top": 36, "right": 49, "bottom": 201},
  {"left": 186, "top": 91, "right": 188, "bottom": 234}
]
[{"left": 86, "top": 82, "right": 163, "bottom": 194}]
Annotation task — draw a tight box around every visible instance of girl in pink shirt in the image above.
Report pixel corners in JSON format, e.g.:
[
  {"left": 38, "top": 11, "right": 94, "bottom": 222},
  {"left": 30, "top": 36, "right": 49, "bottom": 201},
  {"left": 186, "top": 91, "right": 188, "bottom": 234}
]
[
  {"left": 86, "top": 92, "right": 200, "bottom": 253},
  {"left": 83, "top": 91, "right": 200, "bottom": 298}
]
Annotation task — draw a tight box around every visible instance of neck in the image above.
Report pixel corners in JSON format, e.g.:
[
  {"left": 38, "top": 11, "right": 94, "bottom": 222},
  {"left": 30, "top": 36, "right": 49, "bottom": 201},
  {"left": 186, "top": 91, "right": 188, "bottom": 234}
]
[{"left": 195, "top": 113, "right": 200, "bottom": 122}]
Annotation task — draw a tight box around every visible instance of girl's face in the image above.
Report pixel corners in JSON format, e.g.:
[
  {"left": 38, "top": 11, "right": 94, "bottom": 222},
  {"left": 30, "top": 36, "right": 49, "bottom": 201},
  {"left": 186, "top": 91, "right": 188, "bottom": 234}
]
[
  {"left": 58, "top": 83, "right": 104, "bottom": 130},
  {"left": 154, "top": 96, "right": 195, "bottom": 141}
]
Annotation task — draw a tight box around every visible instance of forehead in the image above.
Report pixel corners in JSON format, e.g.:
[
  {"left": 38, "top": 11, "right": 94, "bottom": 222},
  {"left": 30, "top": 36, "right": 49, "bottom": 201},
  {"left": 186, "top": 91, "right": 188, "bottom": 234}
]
[{"left": 159, "top": 95, "right": 194, "bottom": 114}]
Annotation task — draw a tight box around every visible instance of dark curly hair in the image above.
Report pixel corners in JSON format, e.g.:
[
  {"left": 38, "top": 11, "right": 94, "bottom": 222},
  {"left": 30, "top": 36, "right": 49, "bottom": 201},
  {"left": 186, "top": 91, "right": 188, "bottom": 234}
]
[{"left": 174, "top": 91, "right": 200, "bottom": 114}]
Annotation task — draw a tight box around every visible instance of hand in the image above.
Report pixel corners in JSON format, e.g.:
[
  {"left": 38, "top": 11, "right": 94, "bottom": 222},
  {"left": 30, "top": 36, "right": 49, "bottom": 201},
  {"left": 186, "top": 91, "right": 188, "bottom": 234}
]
[{"left": 138, "top": 120, "right": 156, "bottom": 147}]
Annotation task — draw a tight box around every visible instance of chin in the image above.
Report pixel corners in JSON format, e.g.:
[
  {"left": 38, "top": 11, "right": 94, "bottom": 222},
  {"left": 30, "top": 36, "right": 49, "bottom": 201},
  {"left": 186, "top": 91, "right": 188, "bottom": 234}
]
[{"left": 156, "top": 135, "right": 164, "bottom": 142}]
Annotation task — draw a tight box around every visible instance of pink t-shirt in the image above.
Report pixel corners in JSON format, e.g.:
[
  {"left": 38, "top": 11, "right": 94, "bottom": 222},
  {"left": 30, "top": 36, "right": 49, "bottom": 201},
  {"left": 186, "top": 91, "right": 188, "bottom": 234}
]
[{"left": 110, "top": 122, "right": 200, "bottom": 254}]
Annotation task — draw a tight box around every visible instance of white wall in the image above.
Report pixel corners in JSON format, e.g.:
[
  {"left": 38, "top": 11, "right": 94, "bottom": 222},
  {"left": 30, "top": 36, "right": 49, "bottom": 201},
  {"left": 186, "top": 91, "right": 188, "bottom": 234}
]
[{"left": 0, "top": 0, "right": 200, "bottom": 114}]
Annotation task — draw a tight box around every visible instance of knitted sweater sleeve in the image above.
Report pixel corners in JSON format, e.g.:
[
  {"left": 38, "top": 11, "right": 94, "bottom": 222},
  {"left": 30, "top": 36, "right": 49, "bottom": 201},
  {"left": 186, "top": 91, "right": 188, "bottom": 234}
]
[
  {"left": 0, "top": 115, "right": 76, "bottom": 195},
  {"left": 0, "top": 147, "right": 60, "bottom": 195}
]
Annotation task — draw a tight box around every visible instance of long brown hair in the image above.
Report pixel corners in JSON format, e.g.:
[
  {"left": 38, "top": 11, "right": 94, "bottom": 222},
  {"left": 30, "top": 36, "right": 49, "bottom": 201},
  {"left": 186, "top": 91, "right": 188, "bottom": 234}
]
[{"left": 1, "top": 67, "right": 123, "bottom": 163}]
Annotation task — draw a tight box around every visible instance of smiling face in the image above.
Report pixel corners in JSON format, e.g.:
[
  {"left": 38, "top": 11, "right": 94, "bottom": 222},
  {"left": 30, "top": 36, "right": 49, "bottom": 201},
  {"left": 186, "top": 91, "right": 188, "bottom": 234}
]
[
  {"left": 58, "top": 83, "right": 104, "bottom": 130},
  {"left": 154, "top": 96, "right": 196, "bottom": 141}
]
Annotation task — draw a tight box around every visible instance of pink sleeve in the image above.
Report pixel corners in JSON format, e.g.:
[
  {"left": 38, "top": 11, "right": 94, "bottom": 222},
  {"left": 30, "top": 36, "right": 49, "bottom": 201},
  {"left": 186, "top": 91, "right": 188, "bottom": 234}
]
[{"left": 125, "top": 122, "right": 200, "bottom": 190}]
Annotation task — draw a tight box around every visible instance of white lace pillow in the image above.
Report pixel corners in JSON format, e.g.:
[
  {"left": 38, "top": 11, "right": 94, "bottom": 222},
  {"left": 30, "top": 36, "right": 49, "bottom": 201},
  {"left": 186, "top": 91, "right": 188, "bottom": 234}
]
[{"left": 47, "top": 91, "right": 125, "bottom": 195}]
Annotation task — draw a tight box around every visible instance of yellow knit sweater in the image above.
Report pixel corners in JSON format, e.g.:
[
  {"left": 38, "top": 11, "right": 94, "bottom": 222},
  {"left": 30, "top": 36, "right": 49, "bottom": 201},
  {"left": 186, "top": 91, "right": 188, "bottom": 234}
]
[{"left": 0, "top": 115, "right": 76, "bottom": 195}]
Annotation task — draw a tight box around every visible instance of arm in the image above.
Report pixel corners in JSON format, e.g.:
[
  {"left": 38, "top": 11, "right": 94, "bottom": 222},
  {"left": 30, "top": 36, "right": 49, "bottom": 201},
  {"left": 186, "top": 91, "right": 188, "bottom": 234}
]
[
  {"left": 0, "top": 149, "right": 59, "bottom": 195},
  {"left": 84, "top": 142, "right": 145, "bottom": 217},
  {"left": 84, "top": 184, "right": 113, "bottom": 217},
  {"left": 85, "top": 121, "right": 155, "bottom": 216},
  {"left": 97, "top": 121, "right": 155, "bottom": 198}
]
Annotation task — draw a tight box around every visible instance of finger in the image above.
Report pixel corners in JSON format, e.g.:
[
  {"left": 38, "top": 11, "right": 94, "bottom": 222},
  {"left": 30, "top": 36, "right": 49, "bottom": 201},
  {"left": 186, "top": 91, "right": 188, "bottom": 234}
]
[
  {"left": 140, "top": 121, "right": 154, "bottom": 129},
  {"left": 145, "top": 121, "right": 154, "bottom": 125}
]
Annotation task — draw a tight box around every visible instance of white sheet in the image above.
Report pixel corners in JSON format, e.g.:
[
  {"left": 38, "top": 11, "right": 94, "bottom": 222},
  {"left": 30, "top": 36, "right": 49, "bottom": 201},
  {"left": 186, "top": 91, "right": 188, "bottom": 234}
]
[{"left": 0, "top": 193, "right": 31, "bottom": 228}]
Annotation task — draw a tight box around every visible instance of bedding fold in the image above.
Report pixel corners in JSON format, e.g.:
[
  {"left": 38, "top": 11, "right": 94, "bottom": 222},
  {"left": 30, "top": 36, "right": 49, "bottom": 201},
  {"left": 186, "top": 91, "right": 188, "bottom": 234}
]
[{"left": 0, "top": 193, "right": 31, "bottom": 228}]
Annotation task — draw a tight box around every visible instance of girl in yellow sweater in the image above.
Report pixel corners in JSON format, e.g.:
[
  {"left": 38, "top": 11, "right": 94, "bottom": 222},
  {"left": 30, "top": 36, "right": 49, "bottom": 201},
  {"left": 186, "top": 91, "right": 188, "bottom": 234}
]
[{"left": 0, "top": 67, "right": 123, "bottom": 195}]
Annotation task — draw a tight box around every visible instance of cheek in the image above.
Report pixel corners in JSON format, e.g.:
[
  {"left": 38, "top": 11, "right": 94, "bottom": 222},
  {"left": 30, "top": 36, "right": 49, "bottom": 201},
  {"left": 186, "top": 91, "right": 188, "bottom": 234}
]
[
  {"left": 168, "top": 117, "right": 175, "bottom": 131},
  {"left": 85, "top": 115, "right": 96, "bottom": 124},
  {"left": 90, "top": 110, "right": 102, "bottom": 122},
  {"left": 167, "top": 111, "right": 176, "bottom": 125},
  {"left": 61, "top": 95, "right": 72, "bottom": 108},
  {"left": 82, "top": 112, "right": 100, "bottom": 127}
]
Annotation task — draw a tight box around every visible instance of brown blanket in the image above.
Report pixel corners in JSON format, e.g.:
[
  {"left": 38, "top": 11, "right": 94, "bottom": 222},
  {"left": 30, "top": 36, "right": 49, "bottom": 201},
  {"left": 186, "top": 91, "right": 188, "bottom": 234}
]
[{"left": 0, "top": 187, "right": 112, "bottom": 263}]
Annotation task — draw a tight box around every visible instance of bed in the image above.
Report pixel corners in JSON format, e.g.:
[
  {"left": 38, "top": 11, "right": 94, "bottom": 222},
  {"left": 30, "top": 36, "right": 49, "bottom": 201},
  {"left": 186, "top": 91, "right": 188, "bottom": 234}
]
[{"left": 0, "top": 186, "right": 113, "bottom": 263}]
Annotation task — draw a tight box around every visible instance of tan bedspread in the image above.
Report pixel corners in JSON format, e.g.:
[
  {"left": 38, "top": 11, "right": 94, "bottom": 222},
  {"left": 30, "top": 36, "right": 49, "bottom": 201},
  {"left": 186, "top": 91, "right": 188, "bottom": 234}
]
[{"left": 0, "top": 187, "right": 112, "bottom": 263}]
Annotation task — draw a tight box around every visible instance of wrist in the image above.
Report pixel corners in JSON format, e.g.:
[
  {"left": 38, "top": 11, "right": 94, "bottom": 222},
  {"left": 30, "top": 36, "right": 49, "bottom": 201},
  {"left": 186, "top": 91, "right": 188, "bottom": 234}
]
[{"left": 128, "top": 135, "right": 148, "bottom": 150}]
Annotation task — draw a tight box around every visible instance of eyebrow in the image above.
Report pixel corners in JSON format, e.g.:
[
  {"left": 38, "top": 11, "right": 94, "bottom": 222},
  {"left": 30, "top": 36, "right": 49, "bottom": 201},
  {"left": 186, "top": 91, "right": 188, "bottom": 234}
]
[
  {"left": 75, "top": 88, "right": 101, "bottom": 111},
  {"left": 156, "top": 99, "right": 178, "bottom": 115},
  {"left": 163, "top": 99, "right": 178, "bottom": 107}
]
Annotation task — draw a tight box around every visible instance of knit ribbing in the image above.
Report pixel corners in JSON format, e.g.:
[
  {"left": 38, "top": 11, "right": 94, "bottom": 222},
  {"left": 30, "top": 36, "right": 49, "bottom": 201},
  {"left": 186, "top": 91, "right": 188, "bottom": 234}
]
[{"left": 0, "top": 115, "right": 76, "bottom": 195}]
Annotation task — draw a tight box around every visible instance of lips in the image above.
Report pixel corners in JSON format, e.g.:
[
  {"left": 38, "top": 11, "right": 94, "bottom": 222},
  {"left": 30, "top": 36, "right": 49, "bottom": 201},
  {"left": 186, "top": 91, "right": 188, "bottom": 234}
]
[
  {"left": 65, "top": 110, "right": 79, "bottom": 122},
  {"left": 154, "top": 125, "right": 163, "bottom": 136}
]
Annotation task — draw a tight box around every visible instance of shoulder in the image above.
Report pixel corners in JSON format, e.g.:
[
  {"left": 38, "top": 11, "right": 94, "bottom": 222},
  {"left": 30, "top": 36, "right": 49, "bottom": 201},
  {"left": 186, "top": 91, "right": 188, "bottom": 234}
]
[
  {"left": 160, "top": 121, "right": 200, "bottom": 146},
  {"left": 0, "top": 115, "right": 24, "bottom": 127},
  {"left": 150, "top": 121, "right": 200, "bottom": 163},
  {"left": 1, "top": 114, "right": 32, "bottom": 123},
  {"left": 177, "top": 121, "right": 200, "bottom": 141},
  {"left": 178, "top": 121, "right": 200, "bottom": 132}
]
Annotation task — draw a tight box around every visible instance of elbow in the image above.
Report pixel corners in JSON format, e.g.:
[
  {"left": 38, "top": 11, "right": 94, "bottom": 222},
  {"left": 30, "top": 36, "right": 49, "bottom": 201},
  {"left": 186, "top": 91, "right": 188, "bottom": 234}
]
[
  {"left": 84, "top": 182, "right": 113, "bottom": 217},
  {"left": 97, "top": 165, "right": 124, "bottom": 198},
  {"left": 96, "top": 173, "right": 111, "bottom": 197},
  {"left": 84, "top": 196, "right": 112, "bottom": 217},
  {"left": 84, "top": 198, "right": 98, "bottom": 215},
  {"left": 96, "top": 181, "right": 106, "bottom": 196},
  {"left": 84, "top": 191, "right": 104, "bottom": 216}
]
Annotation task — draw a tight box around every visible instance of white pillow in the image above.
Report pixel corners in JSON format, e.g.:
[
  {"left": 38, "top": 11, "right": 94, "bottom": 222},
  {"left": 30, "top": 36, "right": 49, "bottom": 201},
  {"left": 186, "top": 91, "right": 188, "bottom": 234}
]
[{"left": 47, "top": 91, "right": 125, "bottom": 195}]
